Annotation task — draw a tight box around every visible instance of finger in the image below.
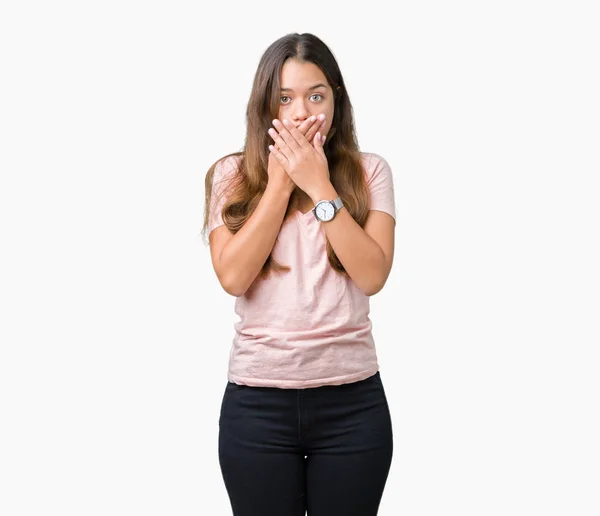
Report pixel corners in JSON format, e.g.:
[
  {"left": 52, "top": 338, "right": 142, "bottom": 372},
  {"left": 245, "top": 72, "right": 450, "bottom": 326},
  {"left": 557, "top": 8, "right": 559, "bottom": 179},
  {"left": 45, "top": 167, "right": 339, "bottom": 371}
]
[
  {"left": 314, "top": 131, "right": 326, "bottom": 153},
  {"left": 273, "top": 116, "right": 320, "bottom": 150},
  {"left": 297, "top": 115, "right": 318, "bottom": 138},
  {"left": 280, "top": 119, "right": 312, "bottom": 150},
  {"left": 268, "top": 126, "right": 294, "bottom": 159},
  {"left": 268, "top": 144, "right": 289, "bottom": 165},
  {"left": 272, "top": 119, "right": 303, "bottom": 154},
  {"left": 305, "top": 115, "right": 326, "bottom": 143}
]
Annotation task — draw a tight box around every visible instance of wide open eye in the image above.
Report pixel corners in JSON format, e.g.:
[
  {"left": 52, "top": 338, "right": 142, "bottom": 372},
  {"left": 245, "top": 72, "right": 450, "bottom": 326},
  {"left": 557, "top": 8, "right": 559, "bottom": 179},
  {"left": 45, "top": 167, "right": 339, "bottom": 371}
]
[{"left": 280, "top": 94, "right": 324, "bottom": 104}]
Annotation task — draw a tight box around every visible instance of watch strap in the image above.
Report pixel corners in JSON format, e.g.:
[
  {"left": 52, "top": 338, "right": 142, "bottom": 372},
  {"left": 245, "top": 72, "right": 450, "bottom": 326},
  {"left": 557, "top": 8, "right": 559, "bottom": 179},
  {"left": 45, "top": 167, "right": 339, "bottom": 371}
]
[{"left": 331, "top": 196, "right": 343, "bottom": 211}]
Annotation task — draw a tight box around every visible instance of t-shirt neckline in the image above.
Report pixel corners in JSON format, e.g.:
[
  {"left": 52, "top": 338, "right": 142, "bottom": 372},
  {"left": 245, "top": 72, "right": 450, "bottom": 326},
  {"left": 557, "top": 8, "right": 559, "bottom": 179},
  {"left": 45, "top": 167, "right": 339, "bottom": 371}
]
[{"left": 295, "top": 208, "right": 316, "bottom": 224}]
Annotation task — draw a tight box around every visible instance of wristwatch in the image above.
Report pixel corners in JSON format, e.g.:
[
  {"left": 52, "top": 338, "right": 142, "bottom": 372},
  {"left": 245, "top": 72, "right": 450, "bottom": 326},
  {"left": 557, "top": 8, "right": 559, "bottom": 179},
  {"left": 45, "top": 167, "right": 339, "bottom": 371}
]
[{"left": 312, "top": 196, "right": 344, "bottom": 222}]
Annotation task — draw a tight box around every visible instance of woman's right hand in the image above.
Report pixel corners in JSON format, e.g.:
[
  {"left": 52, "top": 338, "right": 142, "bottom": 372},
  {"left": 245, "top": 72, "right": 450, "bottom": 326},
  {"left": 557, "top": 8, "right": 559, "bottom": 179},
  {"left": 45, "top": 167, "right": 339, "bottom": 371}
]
[{"left": 267, "top": 114, "right": 326, "bottom": 196}]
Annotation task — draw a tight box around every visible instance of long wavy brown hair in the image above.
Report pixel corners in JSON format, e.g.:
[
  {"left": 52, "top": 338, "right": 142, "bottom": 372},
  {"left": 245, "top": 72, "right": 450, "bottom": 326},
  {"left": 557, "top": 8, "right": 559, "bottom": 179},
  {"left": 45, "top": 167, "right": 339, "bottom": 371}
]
[{"left": 201, "top": 32, "right": 370, "bottom": 280}]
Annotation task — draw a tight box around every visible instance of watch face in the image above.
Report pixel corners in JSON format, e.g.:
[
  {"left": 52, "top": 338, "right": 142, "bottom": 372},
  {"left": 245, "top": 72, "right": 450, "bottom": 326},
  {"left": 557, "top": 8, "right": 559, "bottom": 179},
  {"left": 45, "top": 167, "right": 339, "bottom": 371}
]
[{"left": 315, "top": 200, "right": 335, "bottom": 221}]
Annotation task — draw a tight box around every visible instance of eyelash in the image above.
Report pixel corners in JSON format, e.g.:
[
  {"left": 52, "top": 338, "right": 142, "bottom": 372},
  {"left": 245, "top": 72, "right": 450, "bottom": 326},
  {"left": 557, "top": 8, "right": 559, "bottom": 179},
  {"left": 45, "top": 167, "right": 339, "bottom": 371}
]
[{"left": 280, "top": 93, "right": 323, "bottom": 104}]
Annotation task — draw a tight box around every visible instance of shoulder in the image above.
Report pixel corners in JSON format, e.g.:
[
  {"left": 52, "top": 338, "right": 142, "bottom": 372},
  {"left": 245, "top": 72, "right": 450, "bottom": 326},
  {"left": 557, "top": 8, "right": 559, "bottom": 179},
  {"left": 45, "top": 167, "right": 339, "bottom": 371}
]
[
  {"left": 215, "top": 153, "right": 243, "bottom": 175},
  {"left": 359, "top": 152, "right": 393, "bottom": 184},
  {"left": 212, "top": 153, "right": 243, "bottom": 185}
]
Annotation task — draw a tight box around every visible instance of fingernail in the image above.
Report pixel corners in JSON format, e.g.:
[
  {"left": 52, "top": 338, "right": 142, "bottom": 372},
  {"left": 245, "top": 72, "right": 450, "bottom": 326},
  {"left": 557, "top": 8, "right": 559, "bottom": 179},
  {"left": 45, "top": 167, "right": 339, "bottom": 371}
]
[
  {"left": 272, "top": 119, "right": 281, "bottom": 127},
  {"left": 309, "top": 115, "right": 315, "bottom": 122},
  {"left": 318, "top": 113, "right": 325, "bottom": 121}
]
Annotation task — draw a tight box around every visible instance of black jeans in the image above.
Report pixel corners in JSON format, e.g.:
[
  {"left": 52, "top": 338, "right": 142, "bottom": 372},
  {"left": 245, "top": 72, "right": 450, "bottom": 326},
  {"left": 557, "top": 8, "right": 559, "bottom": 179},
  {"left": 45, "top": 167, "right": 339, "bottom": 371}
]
[{"left": 218, "top": 371, "right": 393, "bottom": 515}]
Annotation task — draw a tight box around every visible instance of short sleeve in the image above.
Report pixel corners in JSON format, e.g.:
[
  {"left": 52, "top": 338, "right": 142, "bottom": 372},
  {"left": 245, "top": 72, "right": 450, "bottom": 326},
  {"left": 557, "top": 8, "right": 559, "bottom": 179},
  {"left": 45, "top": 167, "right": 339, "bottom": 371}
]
[
  {"left": 207, "top": 156, "right": 239, "bottom": 234},
  {"left": 365, "top": 153, "right": 396, "bottom": 221}
]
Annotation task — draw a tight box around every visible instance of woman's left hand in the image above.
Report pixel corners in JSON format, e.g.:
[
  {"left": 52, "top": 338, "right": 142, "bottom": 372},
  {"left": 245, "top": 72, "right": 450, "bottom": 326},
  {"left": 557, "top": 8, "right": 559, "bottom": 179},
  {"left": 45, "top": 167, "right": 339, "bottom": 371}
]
[{"left": 268, "top": 118, "right": 331, "bottom": 201}]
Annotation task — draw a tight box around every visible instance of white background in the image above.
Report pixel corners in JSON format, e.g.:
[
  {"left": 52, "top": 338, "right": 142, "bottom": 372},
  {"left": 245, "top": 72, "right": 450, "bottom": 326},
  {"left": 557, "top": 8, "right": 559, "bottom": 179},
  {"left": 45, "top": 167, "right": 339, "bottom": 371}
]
[{"left": 1, "top": 1, "right": 599, "bottom": 514}]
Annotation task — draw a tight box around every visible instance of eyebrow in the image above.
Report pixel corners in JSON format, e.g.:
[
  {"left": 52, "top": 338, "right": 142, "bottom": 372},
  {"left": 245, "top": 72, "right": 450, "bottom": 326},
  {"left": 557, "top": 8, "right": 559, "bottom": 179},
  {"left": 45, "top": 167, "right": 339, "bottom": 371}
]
[{"left": 280, "top": 83, "right": 328, "bottom": 92}]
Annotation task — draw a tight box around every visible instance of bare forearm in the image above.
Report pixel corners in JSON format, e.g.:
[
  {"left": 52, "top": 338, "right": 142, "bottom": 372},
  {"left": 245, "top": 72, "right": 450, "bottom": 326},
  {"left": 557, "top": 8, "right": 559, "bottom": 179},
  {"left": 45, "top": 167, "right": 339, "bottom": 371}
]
[
  {"left": 220, "top": 184, "right": 291, "bottom": 296},
  {"left": 311, "top": 183, "right": 387, "bottom": 296}
]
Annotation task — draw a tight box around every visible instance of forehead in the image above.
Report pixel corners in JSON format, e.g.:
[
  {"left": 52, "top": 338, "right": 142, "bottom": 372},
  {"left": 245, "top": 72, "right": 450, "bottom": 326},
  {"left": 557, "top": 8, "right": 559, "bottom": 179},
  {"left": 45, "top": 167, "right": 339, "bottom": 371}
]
[{"left": 279, "top": 59, "right": 329, "bottom": 91}]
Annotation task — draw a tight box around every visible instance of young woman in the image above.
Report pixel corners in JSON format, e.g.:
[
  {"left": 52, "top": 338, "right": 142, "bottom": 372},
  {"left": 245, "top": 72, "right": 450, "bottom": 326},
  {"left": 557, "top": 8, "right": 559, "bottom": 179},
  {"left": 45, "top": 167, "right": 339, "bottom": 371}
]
[{"left": 202, "top": 33, "right": 396, "bottom": 516}]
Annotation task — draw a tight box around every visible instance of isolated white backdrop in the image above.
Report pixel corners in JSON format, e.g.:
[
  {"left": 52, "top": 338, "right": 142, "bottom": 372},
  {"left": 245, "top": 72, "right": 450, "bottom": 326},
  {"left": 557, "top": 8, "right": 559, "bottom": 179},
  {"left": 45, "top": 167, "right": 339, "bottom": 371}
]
[{"left": 1, "top": 1, "right": 599, "bottom": 515}]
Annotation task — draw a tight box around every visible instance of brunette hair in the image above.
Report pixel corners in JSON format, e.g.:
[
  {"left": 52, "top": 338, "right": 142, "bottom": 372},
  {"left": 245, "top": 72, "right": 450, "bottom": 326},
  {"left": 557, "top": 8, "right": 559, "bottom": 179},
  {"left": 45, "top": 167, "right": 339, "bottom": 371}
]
[{"left": 201, "top": 32, "right": 370, "bottom": 280}]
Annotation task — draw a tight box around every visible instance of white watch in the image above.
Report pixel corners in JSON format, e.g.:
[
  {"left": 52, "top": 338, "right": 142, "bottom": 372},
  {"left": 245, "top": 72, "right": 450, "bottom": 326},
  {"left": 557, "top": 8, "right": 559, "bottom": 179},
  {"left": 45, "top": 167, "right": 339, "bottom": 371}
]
[{"left": 312, "top": 196, "right": 344, "bottom": 222}]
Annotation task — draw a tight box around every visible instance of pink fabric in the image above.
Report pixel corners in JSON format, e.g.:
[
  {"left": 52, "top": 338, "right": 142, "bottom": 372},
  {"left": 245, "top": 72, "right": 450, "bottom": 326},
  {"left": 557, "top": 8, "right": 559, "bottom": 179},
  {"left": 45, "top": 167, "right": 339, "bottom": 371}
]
[{"left": 208, "top": 152, "right": 396, "bottom": 388}]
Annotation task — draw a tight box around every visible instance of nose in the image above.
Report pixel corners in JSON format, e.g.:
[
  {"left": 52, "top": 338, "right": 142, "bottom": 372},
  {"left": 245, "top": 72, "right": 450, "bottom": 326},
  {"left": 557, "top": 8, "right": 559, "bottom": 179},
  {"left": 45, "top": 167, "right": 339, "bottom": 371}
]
[{"left": 292, "top": 100, "right": 311, "bottom": 124}]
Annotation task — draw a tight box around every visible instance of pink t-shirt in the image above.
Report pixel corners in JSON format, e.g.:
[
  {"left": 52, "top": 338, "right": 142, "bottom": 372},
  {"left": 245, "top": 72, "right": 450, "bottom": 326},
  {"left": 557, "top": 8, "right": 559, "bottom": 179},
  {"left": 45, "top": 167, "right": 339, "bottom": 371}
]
[{"left": 208, "top": 152, "right": 396, "bottom": 389}]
